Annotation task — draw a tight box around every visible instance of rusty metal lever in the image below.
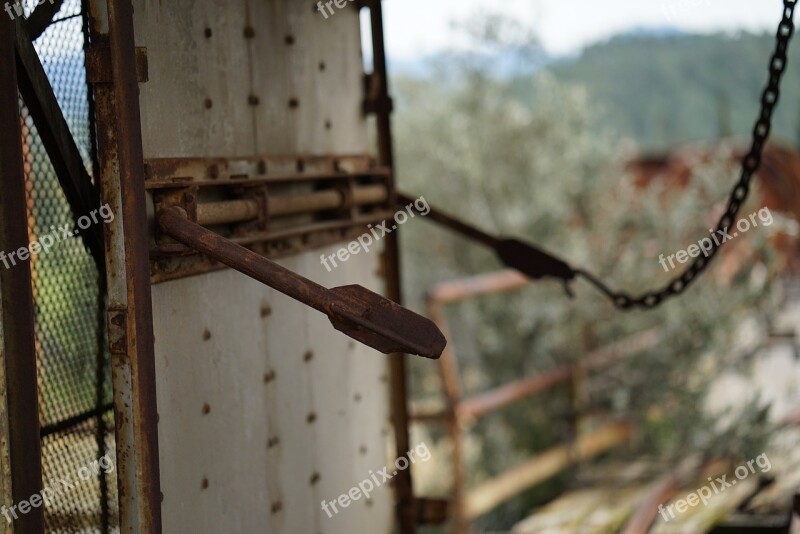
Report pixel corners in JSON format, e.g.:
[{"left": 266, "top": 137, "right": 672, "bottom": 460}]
[
  {"left": 156, "top": 206, "right": 446, "bottom": 359},
  {"left": 396, "top": 192, "right": 576, "bottom": 282}
]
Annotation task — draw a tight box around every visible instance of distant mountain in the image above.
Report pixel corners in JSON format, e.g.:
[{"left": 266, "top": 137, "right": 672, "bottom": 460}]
[
  {"left": 392, "top": 31, "right": 800, "bottom": 152},
  {"left": 546, "top": 31, "right": 800, "bottom": 150}
]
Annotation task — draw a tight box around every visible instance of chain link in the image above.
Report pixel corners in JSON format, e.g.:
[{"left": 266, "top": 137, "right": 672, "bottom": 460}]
[{"left": 576, "top": 0, "right": 797, "bottom": 310}]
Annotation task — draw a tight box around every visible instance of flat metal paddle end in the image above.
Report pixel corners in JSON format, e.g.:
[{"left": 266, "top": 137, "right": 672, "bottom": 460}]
[{"left": 327, "top": 285, "right": 446, "bottom": 359}]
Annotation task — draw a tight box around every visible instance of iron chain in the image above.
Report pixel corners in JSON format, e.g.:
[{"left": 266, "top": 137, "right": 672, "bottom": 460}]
[{"left": 576, "top": 0, "right": 797, "bottom": 310}]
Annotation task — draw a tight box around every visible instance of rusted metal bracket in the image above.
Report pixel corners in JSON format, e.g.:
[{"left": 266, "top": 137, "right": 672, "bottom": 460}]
[
  {"left": 13, "top": 17, "right": 105, "bottom": 273},
  {"left": 156, "top": 206, "right": 446, "bottom": 359},
  {"left": 86, "top": 42, "right": 149, "bottom": 84},
  {"left": 146, "top": 154, "right": 394, "bottom": 282}
]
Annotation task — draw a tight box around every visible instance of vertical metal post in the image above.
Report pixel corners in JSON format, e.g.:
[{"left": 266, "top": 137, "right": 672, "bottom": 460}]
[
  {"left": 87, "top": 0, "right": 162, "bottom": 531},
  {"left": 366, "top": 1, "right": 417, "bottom": 532},
  {"left": 0, "top": 14, "right": 46, "bottom": 534},
  {"left": 427, "top": 302, "right": 468, "bottom": 533}
]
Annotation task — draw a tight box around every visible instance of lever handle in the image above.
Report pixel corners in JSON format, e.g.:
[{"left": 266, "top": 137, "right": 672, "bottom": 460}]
[{"left": 156, "top": 207, "right": 445, "bottom": 359}]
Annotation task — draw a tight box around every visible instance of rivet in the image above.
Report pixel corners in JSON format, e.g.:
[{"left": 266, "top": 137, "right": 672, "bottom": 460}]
[
  {"left": 201, "top": 477, "right": 209, "bottom": 490},
  {"left": 202, "top": 329, "right": 211, "bottom": 341},
  {"left": 354, "top": 393, "right": 362, "bottom": 402},
  {"left": 260, "top": 303, "right": 272, "bottom": 317},
  {"left": 204, "top": 27, "right": 212, "bottom": 39},
  {"left": 285, "top": 35, "right": 295, "bottom": 45},
  {"left": 244, "top": 26, "right": 255, "bottom": 38},
  {"left": 310, "top": 472, "right": 320, "bottom": 485},
  {"left": 264, "top": 370, "right": 276, "bottom": 383},
  {"left": 268, "top": 437, "right": 280, "bottom": 448},
  {"left": 307, "top": 412, "right": 317, "bottom": 424},
  {"left": 325, "top": 120, "right": 332, "bottom": 130},
  {"left": 319, "top": 61, "right": 326, "bottom": 71},
  {"left": 304, "top": 350, "right": 314, "bottom": 362},
  {"left": 359, "top": 445, "right": 367, "bottom": 455},
  {"left": 204, "top": 98, "right": 213, "bottom": 109},
  {"left": 288, "top": 98, "right": 299, "bottom": 109},
  {"left": 249, "top": 95, "right": 260, "bottom": 106},
  {"left": 202, "top": 403, "right": 210, "bottom": 415},
  {"left": 271, "top": 501, "right": 283, "bottom": 514}
]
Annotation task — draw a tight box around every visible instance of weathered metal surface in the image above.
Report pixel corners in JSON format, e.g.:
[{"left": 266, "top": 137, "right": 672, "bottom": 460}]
[
  {"left": 146, "top": 154, "right": 393, "bottom": 281},
  {"left": 86, "top": 45, "right": 149, "bottom": 84},
  {"left": 87, "top": 0, "right": 162, "bottom": 531},
  {"left": 157, "top": 206, "right": 445, "bottom": 359},
  {"left": 0, "top": 15, "right": 46, "bottom": 533},
  {"left": 363, "top": 1, "right": 418, "bottom": 532},
  {"left": 13, "top": 18, "right": 105, "bottom": 272}
]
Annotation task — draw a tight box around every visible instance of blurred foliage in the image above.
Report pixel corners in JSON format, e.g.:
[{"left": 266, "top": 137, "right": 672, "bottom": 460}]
[
  {"left": 547, "top": 31, "right": 800, "bottom": 151},
  {"left": 396, "top": 14, "right": 789, "bottom": 531}
]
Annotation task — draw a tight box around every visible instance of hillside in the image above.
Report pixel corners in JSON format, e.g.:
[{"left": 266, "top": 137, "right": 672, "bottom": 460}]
[{"left": 547, "top": 31, "right": 800, "bottom": 150}]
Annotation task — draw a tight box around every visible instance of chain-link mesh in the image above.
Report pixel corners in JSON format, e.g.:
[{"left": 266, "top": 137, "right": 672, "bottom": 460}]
[{"left": 18, "top": 0, "right": 118, "bottom": 531}]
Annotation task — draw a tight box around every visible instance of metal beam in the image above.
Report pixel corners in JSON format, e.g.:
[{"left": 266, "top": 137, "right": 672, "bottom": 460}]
[
  {"left": 13, "top": 17, "right": 105, "bottom": 273},
  {"left": 25, "top": 0, "right": 65, "bottom": 41},
  {"left": 0, "top": 14, "right": 45, "bottom": 534}
]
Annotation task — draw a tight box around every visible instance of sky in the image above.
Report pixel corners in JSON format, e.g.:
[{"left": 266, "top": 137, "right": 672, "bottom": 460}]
[{"left": 378, "top": 0, "right": 787, "bottom": 60}]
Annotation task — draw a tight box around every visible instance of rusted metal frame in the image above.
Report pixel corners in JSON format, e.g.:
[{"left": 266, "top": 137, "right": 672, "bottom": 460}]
[
  {"left": 12, "top": 17, "right": 105, "bottom": 274},
  {"left": 145, "top": 155, "right": 392, "bottom": 277},
  {"left": 189, "top": 184, "right": 388, "bottom": 225},
  {"left": 86, "top": 44, "right": 148, "bottom": 84},
  {"left": 0, "top": 15, "right": 46, "bottom": 534},
  {"left": 143, "top": 154, "right": 386, "bottom": 185},
  {"left": 87, "top": 0, "right": 162, "bottom": 531},
  {"left": 426, "top": 300, "right": 468, "bottom": 533},
  {"left": 25, "top": 0, "right": 65, "bottom": 41},
  {"left": 417, "top": 265, "right": 661, "bottom": 531},
  {"left": 362, "top": 0, "right": 419, "bottom": 531},
  {"left": 455, "top": 328, "right": 663, "bottom": 420}
]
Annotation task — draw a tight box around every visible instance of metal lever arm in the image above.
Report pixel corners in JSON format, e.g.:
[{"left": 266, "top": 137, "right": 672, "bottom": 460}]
[
  {"left": 396, "top": 192, "right": 575, "bottom": 282},
  {"left": 156, "top": 207, "right": 445, "bottom": 359}
]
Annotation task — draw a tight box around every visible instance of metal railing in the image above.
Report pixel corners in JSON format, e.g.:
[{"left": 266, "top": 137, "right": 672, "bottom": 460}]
[{"left": 410, "top": 268, "right": 663, "bottom": 532}]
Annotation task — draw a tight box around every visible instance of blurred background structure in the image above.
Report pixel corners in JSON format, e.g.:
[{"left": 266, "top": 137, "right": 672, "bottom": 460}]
[{"left": 386, "top": 1, "right": 800, "bottom": 532}]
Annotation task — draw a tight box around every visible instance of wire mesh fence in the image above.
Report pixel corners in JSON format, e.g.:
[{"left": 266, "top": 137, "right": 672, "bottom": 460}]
[{"left": 19, "top": 0, "right": 118, "bottom": 531}]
